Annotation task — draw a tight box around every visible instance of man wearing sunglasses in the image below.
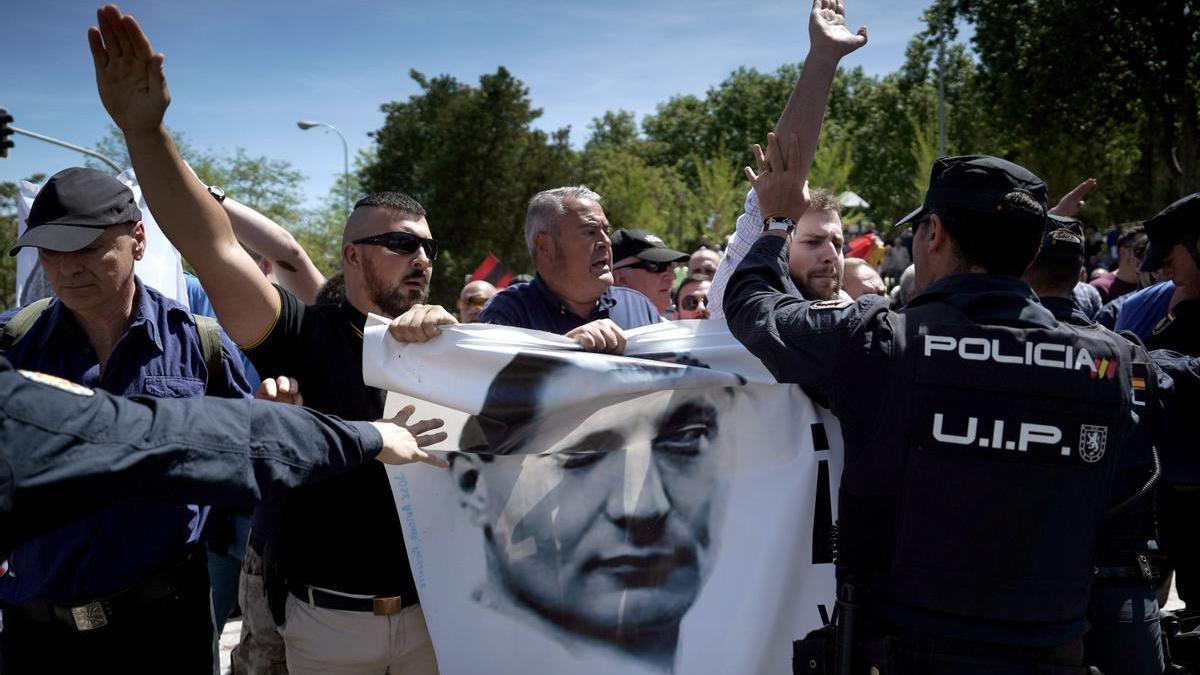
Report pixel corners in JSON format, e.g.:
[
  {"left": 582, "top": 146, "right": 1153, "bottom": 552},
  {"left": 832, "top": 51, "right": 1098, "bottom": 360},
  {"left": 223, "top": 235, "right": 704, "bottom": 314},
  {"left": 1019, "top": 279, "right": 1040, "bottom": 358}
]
[
  {"left": 674, "top": 274, "right": 712, "bottom": 320},
  {"left": 457, "top": 280, "right": 497, "bottom": 323},
  {"left": 610, "top": 228, "right": 691, "bottom": 317},
  {"left": 90, "top": 7, "right": 454, "bottom": 672}
]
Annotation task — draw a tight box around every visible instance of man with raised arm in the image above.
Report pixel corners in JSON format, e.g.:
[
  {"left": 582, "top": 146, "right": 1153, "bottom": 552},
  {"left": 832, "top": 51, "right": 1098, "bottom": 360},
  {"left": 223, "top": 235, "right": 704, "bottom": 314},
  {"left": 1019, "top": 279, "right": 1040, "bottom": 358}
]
[
  {"left": 90, "top": 6, "right": 453, "bottom": 672},
  {"left": 723, "top": 4, "right": 1155, "bottom": 673},
  {"left": 705, "top": 0, "right": 865, "bottom": 319}
]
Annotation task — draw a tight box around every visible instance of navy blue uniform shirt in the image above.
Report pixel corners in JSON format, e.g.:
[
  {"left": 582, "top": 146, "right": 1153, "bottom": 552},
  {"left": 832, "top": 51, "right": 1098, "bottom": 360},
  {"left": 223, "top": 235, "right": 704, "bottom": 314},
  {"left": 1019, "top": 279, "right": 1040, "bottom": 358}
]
[
  {"left": 0, "top": 279, "right": 251, "bottom": 603},
  {"left": 724, "top": 234, "right": 1143, "bottom": 647},
  {"left": 1152, "top": 349, "right": 1200, "bottom": 483},
  {"left": 479, "top": 273, "right": 661, "bottom": 334},
  {"left": 0, "top": 355, "right": 382, "bottom": 555}
]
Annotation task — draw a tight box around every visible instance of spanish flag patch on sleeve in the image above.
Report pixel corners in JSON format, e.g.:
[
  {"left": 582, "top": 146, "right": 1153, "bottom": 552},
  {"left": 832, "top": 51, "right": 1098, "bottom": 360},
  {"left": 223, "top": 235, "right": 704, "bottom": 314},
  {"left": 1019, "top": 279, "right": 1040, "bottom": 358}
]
[{"left": 19, "top": 370, "right": 95, "bottom": 397}]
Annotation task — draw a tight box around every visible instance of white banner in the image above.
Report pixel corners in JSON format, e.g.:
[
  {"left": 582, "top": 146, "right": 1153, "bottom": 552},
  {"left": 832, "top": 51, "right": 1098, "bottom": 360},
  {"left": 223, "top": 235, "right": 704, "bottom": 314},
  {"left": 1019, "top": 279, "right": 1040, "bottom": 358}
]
[
  {"left": 16, "top": 169, "right": 187, "bottom": 307},
  {"left": 363, "top": 319, "right": 845, "bottom": 675}
]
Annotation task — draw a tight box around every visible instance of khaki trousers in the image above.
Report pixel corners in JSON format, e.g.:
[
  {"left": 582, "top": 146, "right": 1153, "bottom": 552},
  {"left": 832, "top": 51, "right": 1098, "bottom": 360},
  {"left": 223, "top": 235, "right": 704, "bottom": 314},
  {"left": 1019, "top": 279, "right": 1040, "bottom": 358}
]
[{"left": 279, "top": 592, "right": 439, "bottom": 675}]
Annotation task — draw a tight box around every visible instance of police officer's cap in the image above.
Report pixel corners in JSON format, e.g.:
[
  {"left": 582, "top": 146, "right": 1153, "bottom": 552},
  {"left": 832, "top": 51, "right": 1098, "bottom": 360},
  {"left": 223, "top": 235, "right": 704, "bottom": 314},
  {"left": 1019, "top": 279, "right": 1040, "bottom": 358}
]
[
  {"left": 1039, "top": 214, "right": 1085, "bottom": 259},
  {"left": 895, "top": 155, "right": 1048, "bottom": 229},
  {"left": 10, "top": 167, "right": 142, "bottom": 257},
  {"left": 1139, "top": 192, "right": 1200, "bottom": 272}
]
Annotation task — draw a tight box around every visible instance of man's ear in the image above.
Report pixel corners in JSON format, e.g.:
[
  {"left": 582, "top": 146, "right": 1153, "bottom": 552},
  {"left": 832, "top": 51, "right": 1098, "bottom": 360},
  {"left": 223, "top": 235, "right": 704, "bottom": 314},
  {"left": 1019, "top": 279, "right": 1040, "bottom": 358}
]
[
  {"left": 533, "top": 231, "right": 555, "bottom": 266},
  {"left": 925, "top": 214, "right": 950, "bottom": 255},
  {"left": 450, "top": 454, "right": 489, "bottom": 527},
  {"left": 343, "top": 242, "right": 361, "bottom": 271},
  {"left": 130, "top": 221, "right": 147, "bottom": 261}
]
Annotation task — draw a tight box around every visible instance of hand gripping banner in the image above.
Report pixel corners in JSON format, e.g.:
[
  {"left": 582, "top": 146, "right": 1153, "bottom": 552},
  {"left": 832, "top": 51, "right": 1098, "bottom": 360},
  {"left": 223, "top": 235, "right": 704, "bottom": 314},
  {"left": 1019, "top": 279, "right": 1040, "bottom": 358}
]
[{"left": 363, "top": 318, "right": 843, "bottom": 675}]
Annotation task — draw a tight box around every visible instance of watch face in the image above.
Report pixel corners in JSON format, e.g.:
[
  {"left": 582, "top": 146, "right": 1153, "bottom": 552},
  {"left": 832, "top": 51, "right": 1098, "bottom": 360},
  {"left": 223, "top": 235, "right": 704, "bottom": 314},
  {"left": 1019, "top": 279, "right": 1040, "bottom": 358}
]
[{"left": 208, "top": 185, "right": 226, "bottom": 202}]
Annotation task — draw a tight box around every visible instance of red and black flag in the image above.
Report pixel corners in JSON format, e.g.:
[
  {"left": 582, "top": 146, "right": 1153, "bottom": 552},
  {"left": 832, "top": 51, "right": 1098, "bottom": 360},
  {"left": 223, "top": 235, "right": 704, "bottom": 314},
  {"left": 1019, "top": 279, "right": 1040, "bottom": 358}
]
[{"left": 470, "top": 252, "right": 512, "bottom": 288}]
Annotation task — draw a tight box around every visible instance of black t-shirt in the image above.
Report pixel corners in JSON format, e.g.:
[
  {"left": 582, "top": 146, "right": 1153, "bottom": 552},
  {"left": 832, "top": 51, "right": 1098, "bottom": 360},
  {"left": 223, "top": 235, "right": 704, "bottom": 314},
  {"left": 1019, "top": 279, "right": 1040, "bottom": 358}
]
[{"left": 245, "top": 285, "right": 414, "bottom": 597}]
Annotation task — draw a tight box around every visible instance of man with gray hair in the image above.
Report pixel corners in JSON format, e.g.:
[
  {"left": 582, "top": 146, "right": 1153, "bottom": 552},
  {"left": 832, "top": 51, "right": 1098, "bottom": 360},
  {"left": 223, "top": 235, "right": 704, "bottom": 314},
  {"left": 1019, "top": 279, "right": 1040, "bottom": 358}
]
[{"left": 479, "top": 186, "right": 660, "bottom": 353}]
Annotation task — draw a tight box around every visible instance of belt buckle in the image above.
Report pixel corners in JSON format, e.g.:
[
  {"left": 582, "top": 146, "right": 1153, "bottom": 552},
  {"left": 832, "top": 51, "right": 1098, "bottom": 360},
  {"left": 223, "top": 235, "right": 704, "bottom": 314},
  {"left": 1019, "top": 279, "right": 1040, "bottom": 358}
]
[
  {"left": 372, "top": 596, "right": 403, "bottom": 616},
  {"left": 70, "top": 601, "right": 108, "bottom": 631},
  {"left": 1137, "top": 553, "right": 1154, "bottom": 580}
]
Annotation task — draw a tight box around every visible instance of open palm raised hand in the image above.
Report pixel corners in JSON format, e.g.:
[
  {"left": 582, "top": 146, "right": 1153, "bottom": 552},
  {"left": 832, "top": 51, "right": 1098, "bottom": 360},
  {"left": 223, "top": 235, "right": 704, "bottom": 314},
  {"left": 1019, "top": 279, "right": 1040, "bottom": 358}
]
[
  {"left": 810, "top": 0, "right": 868, "bottom": 59},
  {"left": 88, "top": 4, "right": 170, "bottom": 134}
]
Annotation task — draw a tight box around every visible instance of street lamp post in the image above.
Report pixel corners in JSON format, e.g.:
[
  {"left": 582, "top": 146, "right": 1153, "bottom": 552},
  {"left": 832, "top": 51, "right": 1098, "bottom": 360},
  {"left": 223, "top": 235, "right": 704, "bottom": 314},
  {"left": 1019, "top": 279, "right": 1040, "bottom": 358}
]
[{"left": 297, "top": 120, "right": 350, "bottom": 214}]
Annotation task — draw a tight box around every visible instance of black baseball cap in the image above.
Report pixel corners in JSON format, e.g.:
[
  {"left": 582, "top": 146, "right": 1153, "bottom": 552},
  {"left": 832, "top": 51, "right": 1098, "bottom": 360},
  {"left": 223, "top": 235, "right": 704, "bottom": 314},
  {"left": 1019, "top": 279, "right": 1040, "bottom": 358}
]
[
  {"left": 895, "top": 155, "right": 1048, "bottom": 228},
  {"left": 11, "top": 167, "right": 142, "bottom": 256},
  {"left": 610, "top": 228, "right": 690, "bottom": 264},
  {"left": 1139, "top": 193, "right": 1200, "bottom": 272},
  {"left": 1038, "top": 214, "right": 1085, "bottom": 259}
]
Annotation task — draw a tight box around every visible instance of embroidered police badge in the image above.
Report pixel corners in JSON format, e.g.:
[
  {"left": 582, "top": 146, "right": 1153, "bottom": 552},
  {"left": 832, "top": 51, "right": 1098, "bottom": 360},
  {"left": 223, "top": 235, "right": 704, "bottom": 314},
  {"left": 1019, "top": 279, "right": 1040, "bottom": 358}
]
[
  {"left": 1078, "top": 424, "right": 1108, "bottom": 463},
  {"left": 19, "top": 370, "right": 95, "bottom": 397}
]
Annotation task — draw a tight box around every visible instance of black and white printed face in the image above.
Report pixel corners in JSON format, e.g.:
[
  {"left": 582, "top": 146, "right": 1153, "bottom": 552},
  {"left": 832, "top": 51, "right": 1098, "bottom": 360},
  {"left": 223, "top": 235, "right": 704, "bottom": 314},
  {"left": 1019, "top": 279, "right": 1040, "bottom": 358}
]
[{"left": 459, "top": 381, "right": 735, "bottom": 643}]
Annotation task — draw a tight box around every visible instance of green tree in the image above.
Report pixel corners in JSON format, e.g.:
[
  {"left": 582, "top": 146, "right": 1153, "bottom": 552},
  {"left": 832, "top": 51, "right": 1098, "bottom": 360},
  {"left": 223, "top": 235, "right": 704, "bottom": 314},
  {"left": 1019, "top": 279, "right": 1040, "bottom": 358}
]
[
  {"left": 296, "top": 151, "right": 372, "bottom": 276},
  {"left": 687, "top": 149, "right": 743, "bottom": 246},
  {"left": 90, "top": 124, "right": 307, "bottom": 229},
  {"left": 361, "top": 67, "right": 579, "bottom": 307},
  {"left": 586, "top": 110, "right": 642, "bottom": 153},
  {"left": 937, "top": 0, "right": 1200, "bottom": 222},
  {"left": 809, "top": 122, "right": 855, "bottom": 195}
]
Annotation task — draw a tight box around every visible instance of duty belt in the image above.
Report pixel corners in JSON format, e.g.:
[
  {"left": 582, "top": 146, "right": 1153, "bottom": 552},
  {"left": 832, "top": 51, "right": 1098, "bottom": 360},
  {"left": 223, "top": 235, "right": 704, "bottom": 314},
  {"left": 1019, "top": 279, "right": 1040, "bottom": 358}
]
[
  {"left": 11, "top": 549, "right": 204, "bottom": 632},
  {"left": 1094, "top": 553, "right": 1159, "bottom": 582},
  {"left": 288, "top": 582, "right": 416, "bottom": 616}
]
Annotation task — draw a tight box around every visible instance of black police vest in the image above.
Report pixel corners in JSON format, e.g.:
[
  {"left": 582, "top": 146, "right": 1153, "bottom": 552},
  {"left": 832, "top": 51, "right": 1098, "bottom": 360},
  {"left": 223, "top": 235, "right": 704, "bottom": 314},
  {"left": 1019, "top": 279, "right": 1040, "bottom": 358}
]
[{"left": 838, "top": 305, "right": 1137, "bottom": 623}]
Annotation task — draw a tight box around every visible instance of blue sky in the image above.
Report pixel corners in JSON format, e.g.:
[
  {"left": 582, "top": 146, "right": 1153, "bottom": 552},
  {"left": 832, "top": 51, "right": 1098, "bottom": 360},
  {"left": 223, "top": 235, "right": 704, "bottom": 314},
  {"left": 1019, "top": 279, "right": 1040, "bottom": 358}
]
[{"left": 2, "top": 0, "right": 942, "bottom": 210}]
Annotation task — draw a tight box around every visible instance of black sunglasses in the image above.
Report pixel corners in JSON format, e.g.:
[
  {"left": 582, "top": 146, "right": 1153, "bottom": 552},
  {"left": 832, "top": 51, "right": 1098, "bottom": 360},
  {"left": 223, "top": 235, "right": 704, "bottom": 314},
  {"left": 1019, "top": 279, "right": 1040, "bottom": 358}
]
[
  {"left": 352, "top": 231, "right": 439, "bottom": 261},
  {"left": 680, "top": 294, "right": 709, "bottom": 311},
  {"left": 615, "top": 260, "right": 674, "bottom": 274}
]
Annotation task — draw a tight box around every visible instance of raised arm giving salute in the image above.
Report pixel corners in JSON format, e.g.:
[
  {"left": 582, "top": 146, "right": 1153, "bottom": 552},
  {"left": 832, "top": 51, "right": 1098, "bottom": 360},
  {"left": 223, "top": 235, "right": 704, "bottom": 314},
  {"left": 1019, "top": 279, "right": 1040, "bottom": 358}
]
[{"left": 89, "top": 4, "right": 281, "bottom": 347}]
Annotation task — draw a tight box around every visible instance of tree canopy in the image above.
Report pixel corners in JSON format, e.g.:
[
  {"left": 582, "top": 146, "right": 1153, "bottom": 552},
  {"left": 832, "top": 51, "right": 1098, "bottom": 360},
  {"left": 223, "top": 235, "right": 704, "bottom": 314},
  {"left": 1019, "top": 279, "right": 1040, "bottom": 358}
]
[{"left": 6, "top": 1, "right": 1194, "bottom": 305}]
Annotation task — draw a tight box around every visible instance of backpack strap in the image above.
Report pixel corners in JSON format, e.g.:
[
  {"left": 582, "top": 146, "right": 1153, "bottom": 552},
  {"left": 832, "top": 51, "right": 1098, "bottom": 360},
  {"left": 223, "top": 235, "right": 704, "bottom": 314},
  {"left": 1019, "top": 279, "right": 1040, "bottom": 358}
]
[
  {"left": 0, "top": 298, "right": 53, "bottom": 354},
  {"left": 193, "top": 314, "right": 225, "bottom": 388}
]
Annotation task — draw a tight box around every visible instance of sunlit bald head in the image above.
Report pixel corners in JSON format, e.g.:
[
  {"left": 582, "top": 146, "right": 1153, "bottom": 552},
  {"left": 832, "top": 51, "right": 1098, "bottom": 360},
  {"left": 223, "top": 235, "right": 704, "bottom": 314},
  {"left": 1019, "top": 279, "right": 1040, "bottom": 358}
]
[{"left": 458, "top": 280, "right": 497, "bottom": 323}]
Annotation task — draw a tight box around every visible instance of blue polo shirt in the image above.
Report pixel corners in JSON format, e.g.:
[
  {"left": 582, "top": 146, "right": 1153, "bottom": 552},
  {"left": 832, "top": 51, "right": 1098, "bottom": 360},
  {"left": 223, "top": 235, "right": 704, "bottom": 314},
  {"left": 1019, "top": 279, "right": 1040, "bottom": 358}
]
[
  {"left": 1113, "top": 281, "right": 1175, "bottom": 338},
  {"left": 0, "top": 278, "right": 251, "bottom": 603},
  {"left": 479, "top": 274, "right": 661, "bottom": 334}
]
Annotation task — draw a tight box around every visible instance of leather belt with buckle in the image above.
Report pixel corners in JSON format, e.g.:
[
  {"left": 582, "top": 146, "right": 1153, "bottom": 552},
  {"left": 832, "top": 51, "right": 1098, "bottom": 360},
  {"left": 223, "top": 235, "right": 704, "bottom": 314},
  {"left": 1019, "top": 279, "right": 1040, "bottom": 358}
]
[
  {"left": 12, "top": 549, "right": 204, "bottom": 631},
  {"left": 289, "top": 583, "right": 412, "bottom": 616},
  {"left": 69, "top": 602, "right": 110, "bottom": 631}
]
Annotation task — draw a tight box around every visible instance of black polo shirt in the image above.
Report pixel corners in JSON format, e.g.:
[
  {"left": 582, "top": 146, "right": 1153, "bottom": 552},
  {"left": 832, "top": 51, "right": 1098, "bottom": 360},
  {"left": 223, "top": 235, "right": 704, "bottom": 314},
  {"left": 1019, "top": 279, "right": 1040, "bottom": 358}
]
[{"left": 244, "top": 285, "right": 414, "bottom": 598}]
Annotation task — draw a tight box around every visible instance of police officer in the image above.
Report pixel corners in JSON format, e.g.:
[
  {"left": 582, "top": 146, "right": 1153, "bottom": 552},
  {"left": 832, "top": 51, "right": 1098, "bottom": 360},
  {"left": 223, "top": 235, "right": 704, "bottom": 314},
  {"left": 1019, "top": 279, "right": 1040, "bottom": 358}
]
[
  {"left": 1138, "top": 194, "right": 1200, "bottom": 624},
  {"left": 0, "top": 356, "right": 448, "bottom": 553},
  {"left": 1139, "top": 194, "right": 1200, "bottom": 357},
  {"left": 725, "top": 144, "right": 1150, "bottom": 674},
  {"left": 1024, "top": 216, "right": 1165, "bottom": 674}
]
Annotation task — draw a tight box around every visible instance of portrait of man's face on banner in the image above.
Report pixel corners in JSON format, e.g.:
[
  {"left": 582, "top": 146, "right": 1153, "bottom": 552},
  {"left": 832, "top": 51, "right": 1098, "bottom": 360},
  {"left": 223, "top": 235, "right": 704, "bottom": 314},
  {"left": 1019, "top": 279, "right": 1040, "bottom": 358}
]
[{"left": 447, "top": 351, "right": 737, "bottom": 669}]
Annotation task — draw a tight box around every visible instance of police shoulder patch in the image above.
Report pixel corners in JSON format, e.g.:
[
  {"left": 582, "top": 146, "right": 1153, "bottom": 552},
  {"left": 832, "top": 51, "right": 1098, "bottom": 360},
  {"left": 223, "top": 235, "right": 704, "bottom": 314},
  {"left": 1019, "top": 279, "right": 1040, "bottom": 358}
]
[
  {"left": 19, "top": 370, "right": 94, "bottom": 397},
  {"left": 810, "top": 299, "right": 853, "bottom": 311}
]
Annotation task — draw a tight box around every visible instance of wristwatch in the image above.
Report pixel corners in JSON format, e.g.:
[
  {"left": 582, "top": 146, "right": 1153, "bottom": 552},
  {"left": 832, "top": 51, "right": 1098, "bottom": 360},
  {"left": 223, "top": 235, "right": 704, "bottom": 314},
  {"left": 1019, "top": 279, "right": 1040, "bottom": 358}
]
[
  {"left": 207, "top": 185, "right": 227, "bottom": 204},
  {"left": 762, "top": 216, "right": 795, "bottom": 235}
]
